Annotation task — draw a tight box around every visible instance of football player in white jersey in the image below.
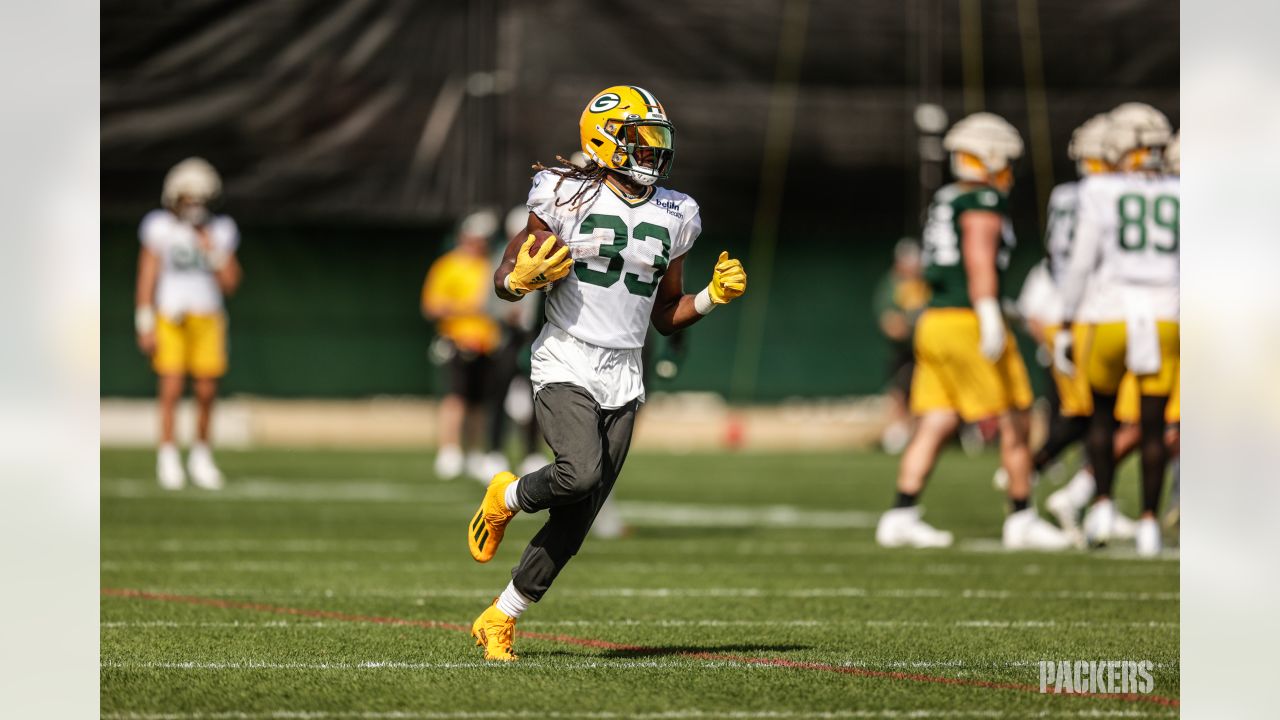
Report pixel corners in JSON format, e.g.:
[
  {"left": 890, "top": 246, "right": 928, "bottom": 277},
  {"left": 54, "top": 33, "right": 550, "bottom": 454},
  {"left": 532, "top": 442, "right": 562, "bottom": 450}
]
[
  {"left": 464, "top": 86, "right": 747, "bottom": 661},
  {"left": 1056, "top": 103, "right": 1178, "bottom": 556},
  {"left": 134, "top": 158, "right": 242, "bottom": 490}
]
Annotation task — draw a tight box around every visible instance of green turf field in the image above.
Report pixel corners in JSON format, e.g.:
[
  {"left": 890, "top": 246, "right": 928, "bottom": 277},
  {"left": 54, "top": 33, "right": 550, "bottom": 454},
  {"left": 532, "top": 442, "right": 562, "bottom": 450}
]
[{"left": 101, "top": 447, "right": 1179, "bottom": 718}]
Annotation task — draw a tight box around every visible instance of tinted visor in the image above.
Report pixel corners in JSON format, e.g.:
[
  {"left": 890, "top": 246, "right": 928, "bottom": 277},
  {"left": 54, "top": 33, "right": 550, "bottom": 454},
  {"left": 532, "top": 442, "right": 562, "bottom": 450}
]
[{"left": 619, "top": 121, "right": 675, "bottom": 176}]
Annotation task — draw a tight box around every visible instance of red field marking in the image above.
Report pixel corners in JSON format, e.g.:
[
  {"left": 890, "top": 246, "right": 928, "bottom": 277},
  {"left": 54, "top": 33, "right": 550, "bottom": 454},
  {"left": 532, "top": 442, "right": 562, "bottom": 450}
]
[{"left": 102, "top": 588, "right": 1179, "bottom": 708}]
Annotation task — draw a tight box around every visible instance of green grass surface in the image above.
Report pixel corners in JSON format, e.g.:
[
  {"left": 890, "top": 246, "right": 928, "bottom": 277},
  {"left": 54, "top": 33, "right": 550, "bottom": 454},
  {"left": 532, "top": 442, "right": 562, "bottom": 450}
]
[{"left": 102, "top": 447, "right": 1179, "bottom": 718}]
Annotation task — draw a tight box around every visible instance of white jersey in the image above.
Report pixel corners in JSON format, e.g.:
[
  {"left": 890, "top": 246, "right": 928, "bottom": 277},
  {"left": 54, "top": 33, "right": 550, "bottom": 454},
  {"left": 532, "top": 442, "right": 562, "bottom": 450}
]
[
  {"left": 528, "top": 170, "right": 701, "bottom": 348},
  {"left": 1044, "top": 182, "right": 1078, "bottom": 282},
  {"left": 140, "top": 209, "right": 239, "bottom": 318},
  {"left": 1061, "top": 173, "right": 1180, "bottom": 323},
  {"left": 525, "top": 170, "right": 700, "bottom": 408},
  {"left": 1043, "top": 181, "right": 1108, "bottom": 322}
]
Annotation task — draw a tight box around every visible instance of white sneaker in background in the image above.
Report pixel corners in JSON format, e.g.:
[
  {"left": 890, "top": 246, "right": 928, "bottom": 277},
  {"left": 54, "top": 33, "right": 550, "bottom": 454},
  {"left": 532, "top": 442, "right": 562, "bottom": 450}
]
[
  {"left": 591, "top": 496, "right": 628, "bottom": 539},
  {"left": 434, "top": 445, "right": 464, "bottom": 480},
  {"left": 991, "top": 467, "right": 1009, "bottom": 491},
  {"left": 157, "top": 444, "right": 185, "bottom": 490},
  {"left": 880, "top": 421, "right": 910, "bottom": 455},
  {"left": 479, "top": 451, "right": 508, "bottom": 480},
  {"left": 518, "top": 453, "right": 547, "bottom": 478},
  {"left": 1083, "top": 498, "right": 1116, "bottom": 546},
  {"left": 1135, "top": 517, "right": 1162, "bottom": 557},
  {"left": 1002, "top": 508, "right": 1072, "bottom": 551},
  {"left": 875, "top": 506, "right": 954, "bottom": 548},
  {"left": 1110, "top": 510, "right": 1139, "bottom": 540},
  {"left": 465, "top": 451, "right": 498, "bottom": 483},
  {"left": 187, "top": 443, "right": 224, "bottom": 490},
  {"left": 1045, "top": 469, "right": 1087, "bottom": 525}
]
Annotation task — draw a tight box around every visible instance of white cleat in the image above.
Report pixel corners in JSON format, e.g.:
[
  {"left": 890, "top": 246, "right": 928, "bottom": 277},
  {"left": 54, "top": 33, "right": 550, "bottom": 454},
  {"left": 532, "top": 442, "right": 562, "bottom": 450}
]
[
  {"left": 518, "top": 453, "right": 547, "bottom": 478},
  {"left": 434, "top": 445, "right": 464, "bottom": 480},
  {"left": 1110, "top": 510, "right": 1139, "bottom": 541},
  {"left": 1002, "top": 508, "right": 1072, "bottom": 551},
  {"left": 157, "top": 444, "right": 186, "bottom": 490},
  {"left": 1083, "top": 498, "right": 1116, "bottom": 546},
  {"left": 591, "top": 496, "right": 628, "bottom": 540},
  {"left": 1046, "top": 487, "right": 1082, "bottom": 532},
  {"left": 1135, "top": 517, "right": 1162, "bottom": 557},
  {"left": 876, "top": 506, "right": 954, "bottom": 548},
  {"left": 465, "top": 451, "right": 495, "bottom": 482},
  {"left": 187, "top": 444, "right": 225, "bottom": 490}
]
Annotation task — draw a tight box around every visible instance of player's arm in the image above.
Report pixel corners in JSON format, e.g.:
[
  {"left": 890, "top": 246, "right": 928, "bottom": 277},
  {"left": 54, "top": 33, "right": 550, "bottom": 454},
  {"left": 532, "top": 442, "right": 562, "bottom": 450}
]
[
  {"left": 212, "top": 252, "right": 241, "bottom": 296},
  {"left": 493, "top": 212, "right": 571, "bottom": 302},
  {"left": 960, "top": 210, "right": 1006, "bottom": 360},
  {"left": 651, "top": 251, "right": 747, "bottom": 336},
  {"left": 196, "top": 225, "right": 241, "bottom": 296},
  {"left": 134, "top": 247, "right": 160, "bottom": 356}
]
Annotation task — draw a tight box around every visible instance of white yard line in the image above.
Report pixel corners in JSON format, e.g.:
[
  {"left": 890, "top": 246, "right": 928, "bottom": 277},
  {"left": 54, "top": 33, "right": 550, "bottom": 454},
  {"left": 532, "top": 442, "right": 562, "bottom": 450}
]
[
  {"left": 106, "top": 586, "right": 1178, "bottom": 601},
  {"left": 99, "top": 558, "right": 1176, "bottom": 579},
  {"left": 101, "top": 618, "right": 1176, "bottom": 630}
]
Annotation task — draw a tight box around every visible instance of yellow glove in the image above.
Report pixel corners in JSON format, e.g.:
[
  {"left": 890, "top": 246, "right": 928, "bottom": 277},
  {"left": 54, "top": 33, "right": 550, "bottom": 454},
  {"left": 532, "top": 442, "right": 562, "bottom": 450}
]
[
  {"left": 707, "top": 251, "right": 746, "bottom": 304},
  {"left": 506, "top": 234, "right": 573, "bottom": 295}
]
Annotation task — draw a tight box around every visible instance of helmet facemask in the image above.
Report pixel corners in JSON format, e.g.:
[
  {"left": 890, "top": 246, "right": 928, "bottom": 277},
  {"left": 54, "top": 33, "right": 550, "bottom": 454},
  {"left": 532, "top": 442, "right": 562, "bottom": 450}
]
[{"left": 608, "top": 119, "right": 675, "bottom": 186}]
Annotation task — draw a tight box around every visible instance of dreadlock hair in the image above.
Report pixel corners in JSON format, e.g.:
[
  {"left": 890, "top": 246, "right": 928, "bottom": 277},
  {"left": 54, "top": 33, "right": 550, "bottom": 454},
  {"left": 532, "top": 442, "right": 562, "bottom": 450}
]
[{"left": 531, "top": 155, "right": 609, "bottom": 213}]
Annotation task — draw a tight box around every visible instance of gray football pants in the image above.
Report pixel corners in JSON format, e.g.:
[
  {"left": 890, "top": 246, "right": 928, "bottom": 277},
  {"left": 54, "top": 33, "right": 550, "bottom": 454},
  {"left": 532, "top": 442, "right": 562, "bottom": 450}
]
[{"left": 511, "top": 382, "right": 637, "bottom": 601}]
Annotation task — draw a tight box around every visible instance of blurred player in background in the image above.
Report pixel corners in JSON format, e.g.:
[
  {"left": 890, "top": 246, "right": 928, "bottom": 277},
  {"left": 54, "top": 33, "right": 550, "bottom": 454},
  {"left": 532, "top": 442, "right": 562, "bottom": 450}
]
[
  {"left": 876, "top": 113, "right": 1069, "bottom": 551},
  {"left": 134, "top": 157, "right": 242, "bottom": 490},
  {"left": 1008, "top": 115, "right": 1138, "bottom": 543},
  {"left": 1056, "top": 103, "right": 1178, "bottom": 556},
  {"left": 466, "top": 86, "right": 747, "bottom": 661},
  {"left": 422, "top": 211, "right": 501, "bottom": 480},
  {"left": 1159, "top": 131, "right": 1180, "bottom": 530},
  {"left": 873, "top": 238, "right": 930, "bottom": 454}
]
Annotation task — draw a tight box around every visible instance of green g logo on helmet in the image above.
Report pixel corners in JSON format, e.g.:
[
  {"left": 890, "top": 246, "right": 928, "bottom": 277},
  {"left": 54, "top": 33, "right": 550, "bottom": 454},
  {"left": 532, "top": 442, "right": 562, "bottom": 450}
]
[{"left": 589, "top": 93, "right": 621, "bottom": 113}]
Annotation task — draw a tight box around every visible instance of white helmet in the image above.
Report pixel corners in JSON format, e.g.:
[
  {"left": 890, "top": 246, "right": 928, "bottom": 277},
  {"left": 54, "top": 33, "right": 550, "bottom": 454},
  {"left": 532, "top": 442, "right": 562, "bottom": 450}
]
[
  {"left": 162, "top": 157, "right": 221, "bottom": 210},
  {"left": 943, "top": 112, "right": 1024, "bottom": 187},
  {"left": 1102, "top": 102, "right": 1172, "bottom": 168},
  {"left": 504, "top": 204, "right": 528, "bottom": 241},
  {"left": 459, "top": 209, "right": 498, "bottom": 239},
  {"left": 1165, "top": 131, "right": 1180, "bottom": 175},
  {"left": 1067, "top": 114, "right": 1111, "bottom": 176}
]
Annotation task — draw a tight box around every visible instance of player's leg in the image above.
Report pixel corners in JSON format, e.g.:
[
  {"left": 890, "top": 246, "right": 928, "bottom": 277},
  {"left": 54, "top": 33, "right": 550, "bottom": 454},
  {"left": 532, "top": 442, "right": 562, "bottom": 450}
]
[
  {"left": 462, "top": 353, "right": 493, "bottom": 480},
  {"left": 508, "top": 396, "right": 638, "bottom": 601},
  {"left": 1079, "top": 322, "right": 1128, "bottom": 544},
  {"left": 434, "top": 349, "right": 468, "bottom": 479},
  {"left": 156, "top": 374, "right": 186, "bottom": 490},
  {"left": 999, "top": 408, "right": 1071, "bottom": 550},
  {"left": 188, "top": 377, "right": 225, "bottom": 490},
  {"left": 878, "top": 310, "right": 961, "bottom": 548},
  {"left": 877, "top": 410, "right": 959, "bottom": 548},
  {"left": 1035, "top": 322, "right": 1092, "bottom": 474},
  {"left": 152, "top": 314, "right": 187, "bottom": 489},
  {"left": 1132, "top": 320, "right": 1179, "bottom": 556},
  {"left": 468, "top": 383, "right": 605, "bottom": 564},
  {"left": 1043, "top": 323, "right": 1097, "bottom": 531},
  {"left": 183, "top": 313, "right": 228, "bottom": 489}
]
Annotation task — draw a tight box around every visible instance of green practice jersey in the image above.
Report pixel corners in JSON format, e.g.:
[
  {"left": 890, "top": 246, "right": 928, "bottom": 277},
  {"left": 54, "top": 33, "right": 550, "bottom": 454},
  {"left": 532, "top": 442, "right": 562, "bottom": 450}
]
[{"left": 920, "top": 183, "right": 1016, "bottom": 309}]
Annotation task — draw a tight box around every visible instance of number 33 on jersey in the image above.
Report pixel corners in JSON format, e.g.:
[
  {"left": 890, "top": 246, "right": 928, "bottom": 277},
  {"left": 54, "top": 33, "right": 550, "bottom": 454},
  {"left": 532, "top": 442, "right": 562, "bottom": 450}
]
[{"left": 527, "top": 169, "right": 702, "bottom": 349}]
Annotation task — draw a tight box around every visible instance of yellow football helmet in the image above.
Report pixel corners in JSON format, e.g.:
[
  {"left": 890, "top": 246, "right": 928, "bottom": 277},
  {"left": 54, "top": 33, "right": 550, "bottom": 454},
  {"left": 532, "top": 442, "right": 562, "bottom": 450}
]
[{"left": 579, "top": 85, "right": 675, "bottom": 186}]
